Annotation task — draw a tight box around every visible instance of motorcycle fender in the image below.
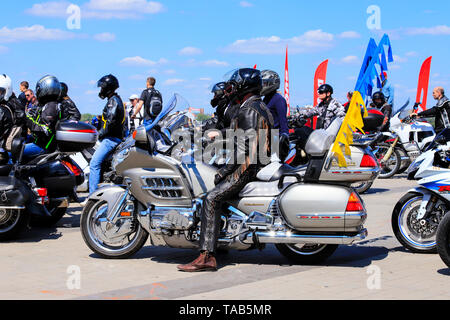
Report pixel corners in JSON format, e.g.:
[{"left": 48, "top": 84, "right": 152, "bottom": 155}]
[
  {"left": 88, "top": 185, "right": 127, "bottom": 220},
  {"left": 407, "top": 187, "right": 442, "bottom": 199}
]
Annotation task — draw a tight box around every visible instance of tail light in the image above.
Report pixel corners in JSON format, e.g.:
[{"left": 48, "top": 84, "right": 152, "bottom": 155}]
[
  {"left": 61, "top": 160, "right": 82, "bottom": 176},
  {"left": 36, "top": 188, "right": 47, "bottom": 197},
  {"left": 346, "top": 192, "right": 365, "bottom": 212},
  {"left": 132, "top": 130, "right": 137, "bottom": 139},
  {"left": 360, "top": 154, "right": 378, "bottom": 168}
]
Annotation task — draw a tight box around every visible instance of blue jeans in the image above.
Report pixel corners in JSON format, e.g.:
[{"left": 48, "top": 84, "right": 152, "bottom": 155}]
[
  {"left": 23, "top": 143, "right": 46, "bottom": 161},
  {"left": 89, "top": 137, "right": 121, "bottom": 194}
]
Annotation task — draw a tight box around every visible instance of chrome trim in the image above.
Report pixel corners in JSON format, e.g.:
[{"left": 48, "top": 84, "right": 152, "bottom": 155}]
[
  {"left": 243, "top": 229, "right": 368, "bottom": 245},
  {"left": 142, "top": 186, "right": 184, "bottom": 191},
  {"left": 0, "top": 206, "right": 25, "bottom": 210}
]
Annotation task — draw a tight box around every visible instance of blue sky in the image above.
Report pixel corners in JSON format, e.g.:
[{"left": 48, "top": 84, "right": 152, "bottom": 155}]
[{"left": 1, "top": 0, "right": 449, "bottom": 114}]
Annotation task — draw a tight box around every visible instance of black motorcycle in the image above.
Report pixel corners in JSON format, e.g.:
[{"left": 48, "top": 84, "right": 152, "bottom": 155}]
[{"left": 0, "top": 121, "right": 97, "bottom": 241}]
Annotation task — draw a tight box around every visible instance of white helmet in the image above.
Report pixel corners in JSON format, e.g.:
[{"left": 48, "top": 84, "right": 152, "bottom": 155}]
[
  {"left": 0, "top": 74, "right": 12, "bottom": 102},
  {"left": 129, "top": 94, "right": 139, "bottom": 100}
]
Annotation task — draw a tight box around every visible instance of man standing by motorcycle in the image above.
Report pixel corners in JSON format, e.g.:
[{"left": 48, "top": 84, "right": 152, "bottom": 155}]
[
  {"left": 261, "top": 70, "right": 289, "bottom": 161},
  {"left": 58, "top": 82, "right": 81, "bottom": 122},
  {"left": 177, "top": 68, "right": 274, "bottom": 272},
  {"left": 412, "top": 87, "right": 449, "bottom": 134},
  {"left": 131, "top": 77, "right": 163, "bottom": 127},
  {"left": 89, "top": 74, "right": 125, "bottom": 194},
  {"left": 370, "top": 91, "right": 392, "bottom": 132},
  {"left": 24, "top": 75, "right": 62, "bottom": 160},
  {"left": 0, "top": 75, "right": 18, "bottom": 164}
]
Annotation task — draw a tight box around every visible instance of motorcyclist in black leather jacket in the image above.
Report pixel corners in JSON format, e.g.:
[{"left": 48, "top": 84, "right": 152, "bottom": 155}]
[
  {"left": 370, "top": 91, "right": 392, "bottom": 132},
  {"left": 24, "top": 75, "right": 62, "bottom": 160},
  {"left": 0, "top": 74, "right": 16, "bottom": 164},
  {"left": 59, "top": 82, "right": 81, "bottom": 122},
  {"left": 178, "top": 68, "right": 274, "bottom": 272},
  {"left": 89, "top": 74, "right": 125, "bottom": 193}
]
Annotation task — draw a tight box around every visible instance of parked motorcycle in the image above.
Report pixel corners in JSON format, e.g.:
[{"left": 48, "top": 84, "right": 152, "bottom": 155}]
[
  {"left": 437, "top": 211, "right": 450, "bottom": 268},
  {"left": 392, "top": 130, "right": 450, "bottom": 253},
  {"left": 0, "top": 121, "right": 97, "bottom": 240},
  {"left": 80, "top": 94, "right": 379, "bottom": 265}
]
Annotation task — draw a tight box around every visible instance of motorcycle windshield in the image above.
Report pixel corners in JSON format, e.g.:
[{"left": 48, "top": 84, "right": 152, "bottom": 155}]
[
  {"left": 393, "top": 98, "right": 411, "bottom": 119},
  {"left": 144, "top": 93, "right": 191, "bottom": 132}
]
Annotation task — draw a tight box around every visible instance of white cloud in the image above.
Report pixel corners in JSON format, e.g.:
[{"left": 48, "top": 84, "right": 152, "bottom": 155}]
[
  {"left": 163, "top": 78, "right": 185, "bottom": 86},
  {"left": 164, "top": 69, "right": 176, "bottom": 74},
  {"left": 240, "top": 1, "right": 254, "bottom": 7},
  {"left": 120, "top": 56, "right": 168, "bottom": 67},
  {"left": 340, "top": 55, "right": 359, "bottom": 64},
  {"left": 405, "top": 51, "right": 418, "bottom": 57},
  {"left": 393, "top": 55, "right": 408, "bottom": 63},
  {"left": 224, "top": 30, "right": 334, "bottom": 54},
  {"left": 0, "top": 25, "right": 76, "bottom": 43},
  {"left": 339, "top": 31, "right": 361, "bottom": 39},
  {"left": 26, "top": 0, "right": 165, "bottom": 20},
  {"left": 199, "top": 77, "right": 212, "bottom": 81},
  {"left": 202, "top": 60, "right": 229, "bottom": 67},
  {"left": 179, "top": 46, "right": 203, "bottom": 56},
  {"left": 0, "top": 46, "right": 8, "bottom": 54},
  {"left": 93, "top": 32, "right": 116, "bottom": 42},
  {"left": 406, "top": 25, "right": 450, "bottom": 35}
]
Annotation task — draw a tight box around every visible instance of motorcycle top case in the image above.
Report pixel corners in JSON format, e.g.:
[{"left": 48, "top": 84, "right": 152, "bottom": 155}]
[
  {"left": 56, "top": 121, "right": 98, "bottom": 152},
  {"left": 362, "top": 108, "right": 384, "bottom": 132}
]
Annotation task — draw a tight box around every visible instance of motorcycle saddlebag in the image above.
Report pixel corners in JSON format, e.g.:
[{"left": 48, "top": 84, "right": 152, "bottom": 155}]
[
  {"left": 0, "top": 177, "right": 30, "bottom": 207},
  {"left": 56, "top": 121, "right": 98, "bottom": 152}
]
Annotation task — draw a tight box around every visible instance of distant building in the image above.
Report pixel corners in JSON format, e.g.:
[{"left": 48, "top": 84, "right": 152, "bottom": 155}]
[{"left": 188, "top": 107, "right": 204, "bottom": 115}]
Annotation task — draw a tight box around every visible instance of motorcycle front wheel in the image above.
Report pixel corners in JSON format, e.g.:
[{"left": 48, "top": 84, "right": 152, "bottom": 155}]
[
  {"left": 81, "top": 199, "right": 149, "bottom": 259},
  {"left": 392, "top": 193, "right": 443, "bottom": 253},
  {"left": 275, "top": 243, "right": 338, "bottom": 264},
  {"left": 437, "top": 212, "right": 450, "bottom": 268}
]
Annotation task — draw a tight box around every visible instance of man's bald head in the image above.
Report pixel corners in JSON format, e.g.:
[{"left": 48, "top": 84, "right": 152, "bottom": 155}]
[{"left": 433, "top": 87, "right": 445, "bottom": 100}]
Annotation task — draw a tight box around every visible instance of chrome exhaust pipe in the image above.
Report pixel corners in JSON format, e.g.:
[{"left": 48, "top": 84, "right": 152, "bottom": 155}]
[{"left": 242, "top": 229, "right": 368, "bottom": 245}]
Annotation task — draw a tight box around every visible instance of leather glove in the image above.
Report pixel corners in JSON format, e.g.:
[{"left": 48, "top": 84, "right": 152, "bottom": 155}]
[{"left": 214, "top": 173, "right": 224, "bottom": 186}]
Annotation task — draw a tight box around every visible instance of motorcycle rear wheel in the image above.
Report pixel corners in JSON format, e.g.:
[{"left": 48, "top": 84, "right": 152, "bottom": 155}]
[
  {"left": 81, "top": 199, "right": 149, "bottom": 259},
  {"left": 0, "top": 209, "right": 27, "bottom": 241},
  {"left": 351, "top": 181, "right": 374, "bottom": 194},
  {"left": 437, "top": 212, "right": 450, "bottom": 268},
  {"left": 275, "top": 243, "right": 338, "bottom": 265},
  {"left": 375, "top": 143, "right": 401, "bottom": 179}
]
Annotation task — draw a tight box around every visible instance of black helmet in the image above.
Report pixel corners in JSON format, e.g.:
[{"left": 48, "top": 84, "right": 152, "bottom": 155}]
[
  {"left": 60, "top": 82, "right": 68, "bottom": 98},
  {"left": 261, "top": 70, "right": 280, "bottom": 96},
  {"left": 318, "top": 84, "right": 333, "bottom": 95},
  {"left": 226, "top": 68, "right": 262, "bottom": 101},
  {"left": 97, "top": 74, "right": 119, "bottom": 100},
  {"left": 372, "top": 91, "right": 386, "bottom": 107},
  {"left": 36, "top": 75, "right": 61, "bottom": 105},
  {"left": 211, "top": 82, "right": 227, "bottom": 108}
]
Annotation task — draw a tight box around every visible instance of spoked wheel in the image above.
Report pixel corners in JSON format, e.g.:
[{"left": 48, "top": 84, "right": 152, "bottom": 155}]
[
  {"left": 81, "top": 200, "right": 148, "bottom": 259},
  {"left": 374, "top": 143, "right": 401, "bottom": 179},
  {"left": 437, "top": 213, "right": 450, "bottom": 268},
  {"left": 0, "top": 208, "right": 27, "bottom": 241},
  {"left": 352, "top": 180, "right": 374, "bottom": 194},
  {"left": 275, "top": 243, "right": 338, "bottom": 264},
  {"left": 392, "top": 193, "right": 447, "bottom": 253}
]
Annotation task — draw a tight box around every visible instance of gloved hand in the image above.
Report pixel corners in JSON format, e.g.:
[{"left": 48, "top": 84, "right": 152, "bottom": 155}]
[{"left": 214, "top": 173, "right": 224, "bottom": 186}]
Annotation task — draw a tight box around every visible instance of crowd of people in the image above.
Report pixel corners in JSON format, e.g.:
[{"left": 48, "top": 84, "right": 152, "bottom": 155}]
[{"left": 1, "top": 68, "right": 449, "bottom": 272}]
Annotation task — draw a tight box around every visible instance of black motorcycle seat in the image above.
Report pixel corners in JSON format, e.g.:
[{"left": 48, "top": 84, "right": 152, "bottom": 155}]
[{"left": 0, "top": 165, "right": 13, "bottom": 176}]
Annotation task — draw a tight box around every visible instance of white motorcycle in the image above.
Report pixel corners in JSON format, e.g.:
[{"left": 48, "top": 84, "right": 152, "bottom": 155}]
[{"left": 392, "top": 130, "right": 450, "bottom": 253}]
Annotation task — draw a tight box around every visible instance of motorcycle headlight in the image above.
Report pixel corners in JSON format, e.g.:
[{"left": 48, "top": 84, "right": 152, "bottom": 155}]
[{"left": 112, "top": 147, "right": 131, "bottom": 171}]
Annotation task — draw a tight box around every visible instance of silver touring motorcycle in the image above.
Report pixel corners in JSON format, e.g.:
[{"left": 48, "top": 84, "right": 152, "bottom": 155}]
[{"left": 81, "top": 95, "right": 380, "bottom": 264}]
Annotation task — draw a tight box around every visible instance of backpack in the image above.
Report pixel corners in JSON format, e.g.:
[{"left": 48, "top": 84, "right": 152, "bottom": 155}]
[
  {"left": 144, "top": 88, "right": 163, "bottom": 120},
  {"left": 2, "top": 105, "right": 22, "bottom": 152}
]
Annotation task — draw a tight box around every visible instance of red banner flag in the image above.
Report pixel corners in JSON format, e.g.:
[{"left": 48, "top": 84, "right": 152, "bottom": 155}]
[
  {"left": 312, "top": 60, "right": 329, "bottom": 129},
  {"left": 284, "top": 46, "right": 291, "bottom": 116},
  {"left": 416, "top": 56, "right": 432, "bottom": 112}
]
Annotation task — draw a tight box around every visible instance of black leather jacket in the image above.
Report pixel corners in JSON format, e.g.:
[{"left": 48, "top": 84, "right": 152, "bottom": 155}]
[
  {"left": 26, "top": 101, "right": 60, "bottom": 150},
  {"left": 60, "top": 97, "right": 81, "bottom": 122},
  {"left": 370, "top": 102, "right": 392, "bottom": 132},
  {"left": 217, "top": 95, "right": 274, "bottom": 184},
  {"left": 0, "top": 104, "right": 13, "bottom": 149},
  {"left": 418, "top": 96, "right": 450, "bottom": 133},
  {"left": 7, "top": 94, "right": 26, "bottom": 131},
  {"left": 98, "top": 94, "right": 125, "bottom": 141}
]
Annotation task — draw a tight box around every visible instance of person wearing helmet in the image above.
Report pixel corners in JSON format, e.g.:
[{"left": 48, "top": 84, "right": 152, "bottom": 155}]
[
  {"left": 89, "top": 74, "right": 125, "bottom": 193},
  {"left": 58, "top": 82, "right": 81, "bottom": 122},
  {"left": 24, "top": 75, "right": 62, "bottom": 160},
  {"left": 370, "top": 91, "right": 392, "bottom": 132},
  {"left": 178, "top": 68, "right": 274, "bottom": 272},
  {"left": 296, "top": 84, "right": 346, "bottom": 130},
  {"left": 261, "top": 70, "right": 289, "bottom": 162}
]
